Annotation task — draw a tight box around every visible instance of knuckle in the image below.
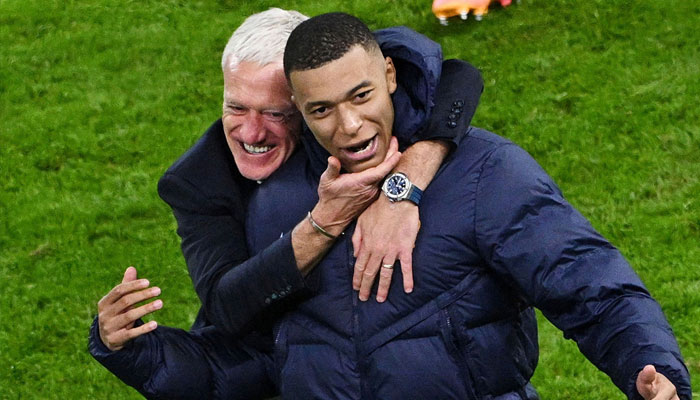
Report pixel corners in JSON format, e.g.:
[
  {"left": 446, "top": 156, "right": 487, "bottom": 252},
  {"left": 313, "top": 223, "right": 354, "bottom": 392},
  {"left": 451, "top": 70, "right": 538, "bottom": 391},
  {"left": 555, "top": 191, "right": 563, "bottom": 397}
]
[
  {"left": 121, "top": 310, "right": 136, "bottom": 323},
  {"left": 117, "top": 296, "right": 131, "bottom": 309},
  {"left": 112, "top": 286, "right": 125, "bottom": 297},
  {"left": 105, "top": 334, "right": 117, "bottom": 347}
]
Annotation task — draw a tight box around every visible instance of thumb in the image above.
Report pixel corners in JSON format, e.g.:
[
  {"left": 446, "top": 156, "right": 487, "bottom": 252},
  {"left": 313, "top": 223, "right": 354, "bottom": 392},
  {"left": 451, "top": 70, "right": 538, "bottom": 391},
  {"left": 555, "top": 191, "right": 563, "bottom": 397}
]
[
  {"left": 122, "top": 266, "right": 138, "bottom": 284},
  {"left": 359, "top": 147, "right": 400, "bottom": 184},
  {"left": 385, "top": 136, "right": 399, "bottom": 160},
  {"left": 352, "top": 224, "right": 362, "bottom": 257},
  {"left": 636, "top": 364, "right": 657, "bottom": 398},
  {"left": 320, "top": 156, "right": 341, "bottom": 182}
]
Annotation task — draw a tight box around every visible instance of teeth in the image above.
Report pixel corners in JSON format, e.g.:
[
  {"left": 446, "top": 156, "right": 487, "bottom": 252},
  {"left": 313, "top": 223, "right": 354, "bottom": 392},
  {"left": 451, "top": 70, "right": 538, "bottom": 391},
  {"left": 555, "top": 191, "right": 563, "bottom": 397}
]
[
  {"left": 243, "top": 143, "right": 273, "bottom": 154},
  {"left": 349, "top": 138, "right": 374, "bottom": 154}
]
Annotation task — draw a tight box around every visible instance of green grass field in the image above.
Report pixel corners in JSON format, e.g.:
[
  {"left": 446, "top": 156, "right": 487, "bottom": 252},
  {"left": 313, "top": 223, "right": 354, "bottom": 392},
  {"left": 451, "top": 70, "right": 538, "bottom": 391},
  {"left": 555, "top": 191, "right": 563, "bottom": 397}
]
[{"left": 1, "top": 0, "right": 698, "bottom": 398}]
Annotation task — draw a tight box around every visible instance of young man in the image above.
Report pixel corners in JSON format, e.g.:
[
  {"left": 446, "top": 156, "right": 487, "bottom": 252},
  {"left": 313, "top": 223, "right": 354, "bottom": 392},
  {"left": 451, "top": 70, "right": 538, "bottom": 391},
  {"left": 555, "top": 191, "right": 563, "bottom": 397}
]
[
  {"left": 230, "top": 11, "right": 689, "bottom": 399},
  {"left": 89, "top": 8, "right": 484, "bottom": 398}
]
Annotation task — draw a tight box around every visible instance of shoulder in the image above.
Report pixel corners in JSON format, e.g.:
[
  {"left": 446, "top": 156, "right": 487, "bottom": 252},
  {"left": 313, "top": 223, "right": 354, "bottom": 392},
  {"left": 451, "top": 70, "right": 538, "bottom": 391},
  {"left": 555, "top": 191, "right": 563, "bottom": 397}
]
[
  {"left": 449, "top": 127, "right": 515, "bottom": 163},
  {"left": 158, "top": 119, "right": 250, "bottom": 212},
  {"left": 162, "top": 119, "right": 239, "bottom": 181},
  {"left": 443, "top": 127, "right": 557, "bottom": 196},
  {"left": 451, "top": 128, "right": 563, "bottom": 210}
]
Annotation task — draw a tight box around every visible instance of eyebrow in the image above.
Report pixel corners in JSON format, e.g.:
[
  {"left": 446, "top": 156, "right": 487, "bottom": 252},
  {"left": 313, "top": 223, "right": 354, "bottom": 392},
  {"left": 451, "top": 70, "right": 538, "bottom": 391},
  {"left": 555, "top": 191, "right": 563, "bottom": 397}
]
[{"left": 305, "top": 80, "right": 372, "bottom": 111}]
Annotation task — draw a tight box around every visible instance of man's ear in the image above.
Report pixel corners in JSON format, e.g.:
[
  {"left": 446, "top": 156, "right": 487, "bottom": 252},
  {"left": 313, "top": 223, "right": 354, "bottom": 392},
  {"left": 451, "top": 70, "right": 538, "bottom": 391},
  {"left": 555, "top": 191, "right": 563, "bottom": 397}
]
[
  {"left": 385, "top": 56, "right": 397, "bottom": 94},
  {"left": 290, "top": 94, "right": 301, "bottom": 112}
]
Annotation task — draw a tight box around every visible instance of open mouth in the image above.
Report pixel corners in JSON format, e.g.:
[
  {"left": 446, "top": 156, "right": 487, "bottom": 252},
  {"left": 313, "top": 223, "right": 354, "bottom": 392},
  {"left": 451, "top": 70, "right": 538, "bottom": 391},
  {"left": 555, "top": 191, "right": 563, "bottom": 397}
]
[
  {"left": 341, "top": 134, "right": 378, "bottom": 163},
  {"left": 346, "top": 135, "right": 376, "bottom": 155},
  {"left": 243, "top": 143, "right": 274, "bottom": 154}
]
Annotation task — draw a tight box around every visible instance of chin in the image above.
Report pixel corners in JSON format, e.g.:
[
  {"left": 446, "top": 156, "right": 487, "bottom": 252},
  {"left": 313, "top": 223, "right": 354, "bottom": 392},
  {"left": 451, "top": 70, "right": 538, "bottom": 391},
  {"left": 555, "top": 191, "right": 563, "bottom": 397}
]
[
  {"left": 346, "top": 157, "right": 382, "bottom": 173},
  {"left": 240, "top": 168, "right": 273, "bottom": 181},
  {"left": 237, "top": 161, "right": 277, "bottom": 181}
]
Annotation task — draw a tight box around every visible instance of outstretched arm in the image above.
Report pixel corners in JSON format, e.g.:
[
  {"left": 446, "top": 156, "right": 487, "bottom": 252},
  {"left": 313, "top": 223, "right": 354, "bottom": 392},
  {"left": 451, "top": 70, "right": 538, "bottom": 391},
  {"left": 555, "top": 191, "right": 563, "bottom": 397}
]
[
  {"left": 90, "top": 294, "right": 276, "bottom": 399},
  {"left": 474, "top": 143, "right": 691, "bottom": 399}
]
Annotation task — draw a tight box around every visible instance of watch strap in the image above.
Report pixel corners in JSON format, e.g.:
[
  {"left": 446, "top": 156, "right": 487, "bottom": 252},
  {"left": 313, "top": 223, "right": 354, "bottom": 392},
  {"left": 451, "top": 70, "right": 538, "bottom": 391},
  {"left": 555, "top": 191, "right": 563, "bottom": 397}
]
[{"left": 406, "top": 185, "right": 423, "bottom": 205}]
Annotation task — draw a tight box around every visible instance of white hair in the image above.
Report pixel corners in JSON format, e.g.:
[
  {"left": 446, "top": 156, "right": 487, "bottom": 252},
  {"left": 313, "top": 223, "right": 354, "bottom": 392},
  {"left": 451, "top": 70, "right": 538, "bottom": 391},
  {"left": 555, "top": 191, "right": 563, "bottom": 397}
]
[{"left": 221, "top": 8, "right": 309, "bottom": 72}]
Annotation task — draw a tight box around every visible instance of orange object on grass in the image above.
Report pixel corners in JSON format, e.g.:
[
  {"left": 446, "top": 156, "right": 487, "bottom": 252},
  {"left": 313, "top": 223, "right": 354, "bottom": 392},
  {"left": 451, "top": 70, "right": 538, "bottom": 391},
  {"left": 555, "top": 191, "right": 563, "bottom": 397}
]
[{"left": 432, "top": 0, "right": 513, "bottom": 25}]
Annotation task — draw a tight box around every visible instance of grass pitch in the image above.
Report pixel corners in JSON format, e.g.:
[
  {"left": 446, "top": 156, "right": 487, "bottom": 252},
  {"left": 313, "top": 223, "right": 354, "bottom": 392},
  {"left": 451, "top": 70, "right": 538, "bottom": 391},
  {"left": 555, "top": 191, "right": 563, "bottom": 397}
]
[{"left": 1, "top": 0, "right": 698, "bottom": 398}]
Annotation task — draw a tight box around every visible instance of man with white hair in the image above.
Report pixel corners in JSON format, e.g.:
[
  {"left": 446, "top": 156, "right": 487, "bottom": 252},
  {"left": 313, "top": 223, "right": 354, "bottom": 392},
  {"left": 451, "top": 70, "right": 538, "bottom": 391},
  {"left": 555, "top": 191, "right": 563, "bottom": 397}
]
[{"left": 89, "top": 8, "right": 484, "bottom": 398}]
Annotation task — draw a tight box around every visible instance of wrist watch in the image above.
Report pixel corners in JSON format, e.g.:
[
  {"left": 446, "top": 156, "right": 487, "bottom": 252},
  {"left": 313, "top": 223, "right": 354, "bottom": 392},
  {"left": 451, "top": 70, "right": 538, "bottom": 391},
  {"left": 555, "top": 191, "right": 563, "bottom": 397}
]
[{"left": 381, "top": 172, "right": 423, "bottom": 205}]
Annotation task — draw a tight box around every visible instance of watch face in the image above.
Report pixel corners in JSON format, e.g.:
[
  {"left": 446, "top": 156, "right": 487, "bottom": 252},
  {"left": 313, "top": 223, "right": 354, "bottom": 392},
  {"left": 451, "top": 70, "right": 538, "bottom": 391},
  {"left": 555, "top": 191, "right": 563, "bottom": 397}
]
[{"left": 386, "top": 175, "right": 408, "bottom": 197}]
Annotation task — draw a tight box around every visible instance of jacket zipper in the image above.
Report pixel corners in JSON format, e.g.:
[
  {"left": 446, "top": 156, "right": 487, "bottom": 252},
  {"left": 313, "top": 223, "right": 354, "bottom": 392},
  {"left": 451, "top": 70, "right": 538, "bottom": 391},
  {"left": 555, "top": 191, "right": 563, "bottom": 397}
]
[{"left": 443, "top": 308, "right": 479, "bottom": 400}]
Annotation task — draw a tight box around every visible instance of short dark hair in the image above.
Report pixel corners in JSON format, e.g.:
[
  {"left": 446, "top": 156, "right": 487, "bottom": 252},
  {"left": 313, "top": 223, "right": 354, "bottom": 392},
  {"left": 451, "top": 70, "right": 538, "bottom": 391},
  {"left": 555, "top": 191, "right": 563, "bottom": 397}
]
[{"left": 283, "top": 12, "right": 380, "bottom": 79}]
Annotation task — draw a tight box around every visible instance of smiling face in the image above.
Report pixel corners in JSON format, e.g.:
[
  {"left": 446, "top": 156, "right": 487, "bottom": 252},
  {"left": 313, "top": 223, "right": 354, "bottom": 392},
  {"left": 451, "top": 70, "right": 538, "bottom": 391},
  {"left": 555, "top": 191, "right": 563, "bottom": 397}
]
[
  {"left": 222, "top": 61, "right": 302, "bottom": 180},
  {"left": 289, "top": 45, "right": 397, "bottom": 173}
]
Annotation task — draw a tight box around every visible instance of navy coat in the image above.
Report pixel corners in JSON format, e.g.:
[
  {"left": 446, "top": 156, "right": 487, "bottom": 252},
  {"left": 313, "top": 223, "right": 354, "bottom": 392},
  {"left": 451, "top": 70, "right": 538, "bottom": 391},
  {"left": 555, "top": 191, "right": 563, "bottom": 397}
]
[
  {"left": 247, "top": 127, "right": 691, "bottom": 399},
  {"left": 238, "top": 33, "right": 691, "bottom": 400}
]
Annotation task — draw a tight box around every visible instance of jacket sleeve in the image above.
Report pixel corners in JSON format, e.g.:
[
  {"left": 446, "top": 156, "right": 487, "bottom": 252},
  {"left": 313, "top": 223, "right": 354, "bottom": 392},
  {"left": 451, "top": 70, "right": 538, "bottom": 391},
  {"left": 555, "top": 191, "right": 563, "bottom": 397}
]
[
  {"left": 422, "top": 59, "right": 483, "bottom": 147},
  {"left": 158, "top": 171, "right": 316, "bottom": 336},
  {"left": 375, "top": 27, "right": 483, "bottom": 148},
  {"left": 88, "top": 317, "right": 277, "bottom": 399},
  {"left": 473, "top": 143, "right": 691, "bottom": 399}
]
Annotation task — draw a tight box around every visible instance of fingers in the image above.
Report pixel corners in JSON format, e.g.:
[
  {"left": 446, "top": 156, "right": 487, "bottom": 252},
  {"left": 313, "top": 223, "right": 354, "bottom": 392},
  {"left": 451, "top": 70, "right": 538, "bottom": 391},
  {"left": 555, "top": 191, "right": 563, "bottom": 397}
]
[
  {"left": 353, "top": 250, "right": 370, "bottom": 291},
  {"left": 358, "top": 252, "right": 384, "bottom": 301},
  {"left": 398, "top": 251, "right": 414, "bottom": 294},
  {"left": 103, "top": 319, "right": 159, "bottom": 352},
  {"left": 652, "top": 369, "right": 679, "bottom": 400},
  {"left": 108, "top": 297, "right": 163, "bottom": 331},
  {"left": 636, "top": 364, "right": 657, "bottom": 396},
  {"left": 99, "top": 295, "right": 163, "bottom": 350},
  {"left": 98, "top": 284, "right": 162, "bottom": 351},
  {"left": 352, "top": 225, "right": 362, "bottom": 258},
  {"left": 320, "top": 156, "right": 342, "bottom": 183},
  {"left": 97, "top": 268, "right": 162, "bottom": 351},
  {"left": 99, "top": 278, "right": 152, "bottom": 311},
  {"left": 122, "top": 266, "right": 138, "bottom": 284},
  {"left": 114, "top": 286, "right": 162, "bottom": 315},
  {"left": 375, "top": 258, "right": 396, "bottom": 303},
  {"left": 99, "top": 285, "right": 162, "bottom": 330}
]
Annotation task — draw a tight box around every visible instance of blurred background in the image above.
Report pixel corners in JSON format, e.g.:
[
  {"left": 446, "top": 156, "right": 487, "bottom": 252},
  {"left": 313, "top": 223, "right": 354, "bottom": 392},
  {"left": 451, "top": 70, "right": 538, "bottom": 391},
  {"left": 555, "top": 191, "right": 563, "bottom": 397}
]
[{"left": 1, "top": 0, "right": 698, "bottom": 398}]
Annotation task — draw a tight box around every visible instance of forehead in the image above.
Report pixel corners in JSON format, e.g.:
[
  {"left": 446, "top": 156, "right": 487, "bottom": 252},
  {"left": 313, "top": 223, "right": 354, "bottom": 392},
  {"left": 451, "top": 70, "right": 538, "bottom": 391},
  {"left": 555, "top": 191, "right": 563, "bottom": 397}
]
[
  {"left": 289, "top": 46, "right": 384, "bottom": 105},
  {"left": 223, "top": 61, "right": 292, "bottom": 108}
]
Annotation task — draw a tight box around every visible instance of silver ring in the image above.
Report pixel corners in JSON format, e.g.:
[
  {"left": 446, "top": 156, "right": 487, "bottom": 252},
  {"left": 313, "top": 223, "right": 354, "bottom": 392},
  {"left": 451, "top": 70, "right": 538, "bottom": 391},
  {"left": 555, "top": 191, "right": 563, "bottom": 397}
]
[{"left": 381, "top": 263, "right": 394, "bottom": 269}]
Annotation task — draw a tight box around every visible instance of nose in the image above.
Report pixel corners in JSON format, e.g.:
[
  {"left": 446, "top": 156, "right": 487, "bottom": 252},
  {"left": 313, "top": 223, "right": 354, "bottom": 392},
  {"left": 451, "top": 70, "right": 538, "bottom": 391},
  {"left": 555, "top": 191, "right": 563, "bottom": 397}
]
[
  {"left": 337, "top": 105, "right": 362, "bottom": 136},
  {"left": 237, "top": 112, "right": 266, "bottom": 143}
]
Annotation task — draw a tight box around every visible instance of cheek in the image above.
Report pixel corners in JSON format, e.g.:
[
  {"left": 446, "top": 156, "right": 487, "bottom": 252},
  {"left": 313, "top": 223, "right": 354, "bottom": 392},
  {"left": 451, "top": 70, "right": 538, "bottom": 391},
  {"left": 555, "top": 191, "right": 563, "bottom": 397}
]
[
  {"left": 267, "top": 124, "right": 294, "bottom": 146},
  {"left": 222, "top": 115, "right": 237, "bottom": 134},
  {"left": 306, "top": 121, "right": 334, "bottom": 146}
]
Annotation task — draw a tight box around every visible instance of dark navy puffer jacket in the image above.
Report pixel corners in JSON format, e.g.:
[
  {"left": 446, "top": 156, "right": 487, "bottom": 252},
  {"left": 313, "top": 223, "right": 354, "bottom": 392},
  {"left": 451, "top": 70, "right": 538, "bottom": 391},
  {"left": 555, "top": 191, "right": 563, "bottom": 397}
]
[
  {"left": 244, "top": 50, "right": 691, "bottom": 400},
  {"left": 248, "top": 132, "right": 691, "bottom": 400}
]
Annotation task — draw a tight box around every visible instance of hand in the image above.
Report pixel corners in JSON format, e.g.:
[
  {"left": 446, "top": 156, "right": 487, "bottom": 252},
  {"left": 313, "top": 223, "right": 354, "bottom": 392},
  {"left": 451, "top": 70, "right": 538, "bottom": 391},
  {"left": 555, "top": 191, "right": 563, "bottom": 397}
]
[
  {"left": 311, "top": 137, "right": 401, "bottom": 236},
  {"left": 636, "top": 364, "right": 679, "bottom": 400},
  {"left": 97, "top": 266, "right": 162, "bottom": 351},
  {"left": 352, "top": 197, "right": 419, "bottom": 302}
]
